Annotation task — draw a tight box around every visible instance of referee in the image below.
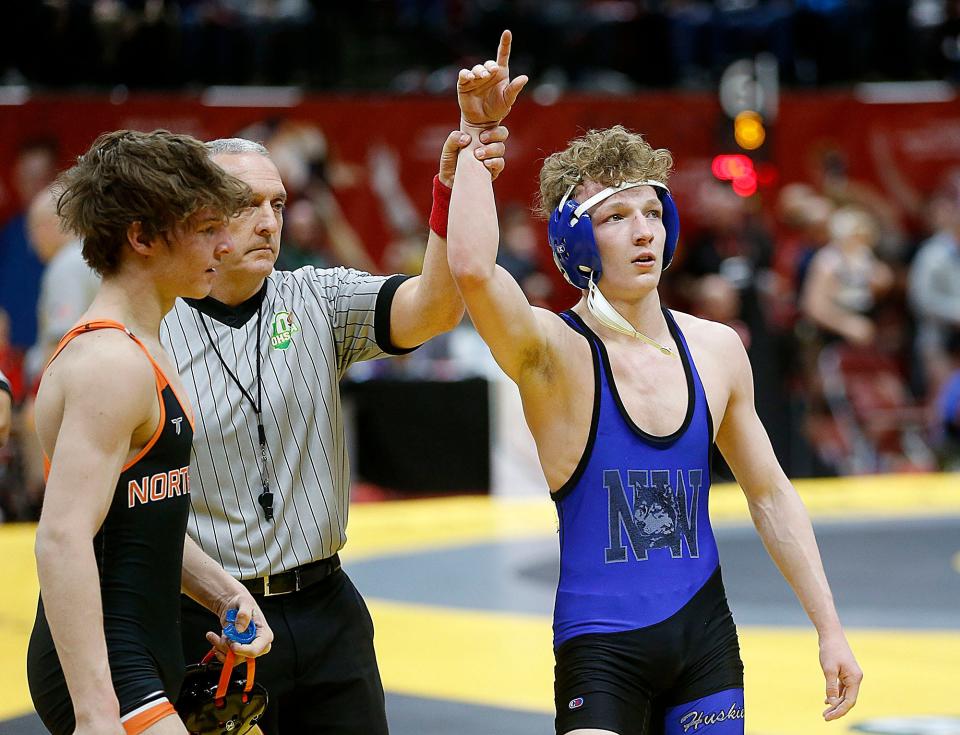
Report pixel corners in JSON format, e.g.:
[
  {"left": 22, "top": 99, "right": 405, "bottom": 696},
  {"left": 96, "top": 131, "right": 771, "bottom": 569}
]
[{"left": 160, "top": 44, "right": 521, "bottom": 732}]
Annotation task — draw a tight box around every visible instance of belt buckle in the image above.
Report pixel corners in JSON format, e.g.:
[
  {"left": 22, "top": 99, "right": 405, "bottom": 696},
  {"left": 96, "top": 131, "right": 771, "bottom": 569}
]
[{"left": 261, "top": 571, "right": 299, "bottom": 597}]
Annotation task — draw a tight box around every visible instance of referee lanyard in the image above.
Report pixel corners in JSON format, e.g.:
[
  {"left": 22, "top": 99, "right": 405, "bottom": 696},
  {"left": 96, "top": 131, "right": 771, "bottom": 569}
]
[{"left": 199, "top": 307, "right": 275, "bottom": 521}]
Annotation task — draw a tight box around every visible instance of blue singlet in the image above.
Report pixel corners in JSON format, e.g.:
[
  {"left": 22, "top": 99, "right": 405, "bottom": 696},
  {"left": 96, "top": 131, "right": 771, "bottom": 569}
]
[{"left": 552, "top": 309, "right": 719, "bottom": 648}]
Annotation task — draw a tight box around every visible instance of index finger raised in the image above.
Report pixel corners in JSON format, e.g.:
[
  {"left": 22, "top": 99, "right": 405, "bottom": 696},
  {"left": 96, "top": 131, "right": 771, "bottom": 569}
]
[{"left": 496, "top": 29, "right": 513, "bottom": 67}]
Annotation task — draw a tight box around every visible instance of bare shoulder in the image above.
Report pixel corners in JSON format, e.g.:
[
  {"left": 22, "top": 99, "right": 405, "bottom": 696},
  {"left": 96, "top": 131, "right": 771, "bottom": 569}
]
[
  {"left": 669, "top": 309, "right": 751, "bottom": 383},
  {"left": 43, "top": 330, "right": 157, "bottom": 416},
  {"left": 534, "top": 305, "right": 580, "bottom": 343},
  {"left": 669, "top": 310, "right": 745, "bottom": 353}
]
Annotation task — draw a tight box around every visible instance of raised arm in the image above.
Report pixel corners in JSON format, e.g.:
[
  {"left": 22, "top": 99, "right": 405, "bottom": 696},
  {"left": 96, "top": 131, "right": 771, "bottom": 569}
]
[
  {"left": 714, "top": 328, "right": 862, "bottom": 721},
  {"left": 34, "top": 341, "right": 156, "bottom": 735},
  {"left": 446, "top": 31, "right": 562, "bottom": 383},
  {"left": 388, "top": 29, "right": 527, "bottom": 350}
]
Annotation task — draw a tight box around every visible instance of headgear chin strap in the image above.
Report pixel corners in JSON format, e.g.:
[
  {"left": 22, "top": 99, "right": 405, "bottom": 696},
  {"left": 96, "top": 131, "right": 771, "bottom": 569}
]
[
  {"left": 547, "top": 179, "right": 680, "bottom": 290},
  {"left": 586, "top": 278, "right": 674, "bottom": 357}
]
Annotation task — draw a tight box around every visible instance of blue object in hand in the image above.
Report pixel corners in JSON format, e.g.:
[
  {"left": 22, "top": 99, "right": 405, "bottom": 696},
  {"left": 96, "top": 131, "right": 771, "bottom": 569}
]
[{"left": 223, "top": 608, "right": 257, "bottom": 645}]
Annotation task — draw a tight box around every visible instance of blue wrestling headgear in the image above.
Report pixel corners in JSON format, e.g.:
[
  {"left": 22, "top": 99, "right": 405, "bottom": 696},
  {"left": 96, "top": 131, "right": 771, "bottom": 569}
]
[{"left": 547, "top": 180, "right": 680, "bottom": 290}]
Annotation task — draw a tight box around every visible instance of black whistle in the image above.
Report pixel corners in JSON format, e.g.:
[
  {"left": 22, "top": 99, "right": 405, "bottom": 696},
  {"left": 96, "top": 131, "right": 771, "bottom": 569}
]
[{"left": 258, "top": 490, "right": 274, "bottom": 521}]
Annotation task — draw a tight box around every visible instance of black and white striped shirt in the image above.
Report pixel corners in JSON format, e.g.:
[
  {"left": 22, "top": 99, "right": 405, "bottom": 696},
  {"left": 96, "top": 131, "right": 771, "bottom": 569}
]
[{"left": 160, "top": 266, "right": 409, "bottom": 579}]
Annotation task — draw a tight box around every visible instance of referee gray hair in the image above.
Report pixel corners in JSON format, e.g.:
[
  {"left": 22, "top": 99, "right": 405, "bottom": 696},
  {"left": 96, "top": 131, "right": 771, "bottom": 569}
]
[{"left": 206, "top": 138, "right": 270, "bottom": 157}]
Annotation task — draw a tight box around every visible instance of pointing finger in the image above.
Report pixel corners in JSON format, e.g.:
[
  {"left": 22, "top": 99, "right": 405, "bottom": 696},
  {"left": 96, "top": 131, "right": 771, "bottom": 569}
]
[{"left": 497, "top": 29, "right": 512, "bottom": 67}]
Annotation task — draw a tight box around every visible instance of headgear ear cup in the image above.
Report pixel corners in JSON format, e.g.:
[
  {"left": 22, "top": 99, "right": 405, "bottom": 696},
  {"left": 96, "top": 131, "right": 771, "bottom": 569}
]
[
  {"left": 658, "top": 186, "right": 680, "bottom": 269},
  {"left": 548, "top": 199, "right": 604, "bottom": 289},
  {"left": 547, "top": 181, "right": 680, "bottom": 289}
]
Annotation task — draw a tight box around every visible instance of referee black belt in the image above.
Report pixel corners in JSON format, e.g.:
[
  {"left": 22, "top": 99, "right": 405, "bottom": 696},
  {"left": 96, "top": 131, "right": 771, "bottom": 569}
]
[{"left": 241, "top": 554, "right": 341, "bottom": 597}]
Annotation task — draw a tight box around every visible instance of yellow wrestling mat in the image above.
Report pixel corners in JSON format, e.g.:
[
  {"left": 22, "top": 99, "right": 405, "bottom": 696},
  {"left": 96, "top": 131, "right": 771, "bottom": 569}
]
[{"left": 2, "top": 473, "right": 958, "bottom": 733}]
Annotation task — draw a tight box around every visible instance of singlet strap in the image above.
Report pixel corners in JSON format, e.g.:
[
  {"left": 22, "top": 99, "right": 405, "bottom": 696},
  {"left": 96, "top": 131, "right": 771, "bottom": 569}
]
[
  {"left": 661, "top": 308, "right": 694, "bottom": 364},
  {"left": 558, "top": 309, "right": 584, "bottom": 333},
  {"left": 662, "top": 307, "right": 715, "bottom": 442},
  {"left": 50, "top": 319, "right": 194, "bottom": 427},
  {"left": 559, "top": 309, "right": 606, "bottom": 369},
  {"left": 49, "top": 320, "right": 170, "bottom": 389},
  {"left": 558, "top": 309, "right": 600, "bottom": 349},
  {"left": 551, "top": 310, "right": 604, "bottom": 502},
  {"left": 42, "top": 320, "right": 192, "bottom": 476}
]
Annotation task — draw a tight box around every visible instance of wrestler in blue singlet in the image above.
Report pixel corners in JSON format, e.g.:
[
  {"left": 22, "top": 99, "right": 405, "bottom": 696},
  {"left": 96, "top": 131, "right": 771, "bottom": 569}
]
[{"left": 552, "top": 309, "right": 744, "bottom": 735}]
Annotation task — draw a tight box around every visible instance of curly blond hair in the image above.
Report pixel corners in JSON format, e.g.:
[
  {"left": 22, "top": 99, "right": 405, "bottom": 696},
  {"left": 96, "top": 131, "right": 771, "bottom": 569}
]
[{"left": 537, "top": 125, "right": 673, "bottom": 218}]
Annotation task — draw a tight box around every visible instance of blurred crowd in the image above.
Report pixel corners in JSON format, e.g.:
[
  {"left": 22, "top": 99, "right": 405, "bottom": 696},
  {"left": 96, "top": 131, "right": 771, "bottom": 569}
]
[
  {"left": 5, "top": 0, "right": 960, "bottom": 516},
  {"left": 660, "top": 152, "right": 960, "bottom": 479},
  {"left": 6, "top": 1, "right": 960, "bottom": 91},
  {"left": 3, "top": 114, "right": 960, "bottom": 522}
]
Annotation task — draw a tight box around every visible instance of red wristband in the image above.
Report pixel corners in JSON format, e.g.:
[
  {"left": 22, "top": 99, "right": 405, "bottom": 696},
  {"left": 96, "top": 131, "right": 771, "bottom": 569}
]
[{"left": 430, "top": 174, "right": 452, "bottom": 238}]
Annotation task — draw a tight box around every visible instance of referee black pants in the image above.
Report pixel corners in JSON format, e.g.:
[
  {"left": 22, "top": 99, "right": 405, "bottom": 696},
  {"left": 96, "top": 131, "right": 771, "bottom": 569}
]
[{"left": 180, "top": 568, "right": 389, "bottom": 735}]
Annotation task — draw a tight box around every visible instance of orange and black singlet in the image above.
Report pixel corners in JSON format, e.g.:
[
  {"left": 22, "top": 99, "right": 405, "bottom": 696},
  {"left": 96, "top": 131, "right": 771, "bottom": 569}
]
[{"left": 27, "top": 321, "right": 196, "bottom": 735}]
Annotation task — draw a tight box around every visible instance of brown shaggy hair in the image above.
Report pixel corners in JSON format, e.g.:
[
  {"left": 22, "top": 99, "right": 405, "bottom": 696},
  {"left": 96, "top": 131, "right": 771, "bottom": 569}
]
[
  {"left": 537, "top": 125, "right": 674, "bottom": 218},
  {"left": 55, "top": 129, "right": 252, "bottom": 276}
]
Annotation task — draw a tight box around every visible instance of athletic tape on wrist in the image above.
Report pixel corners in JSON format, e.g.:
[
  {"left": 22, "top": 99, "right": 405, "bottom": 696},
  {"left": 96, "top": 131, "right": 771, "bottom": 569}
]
[{"left": 430, "top": 174, "right": 452, "bottom": 238}]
